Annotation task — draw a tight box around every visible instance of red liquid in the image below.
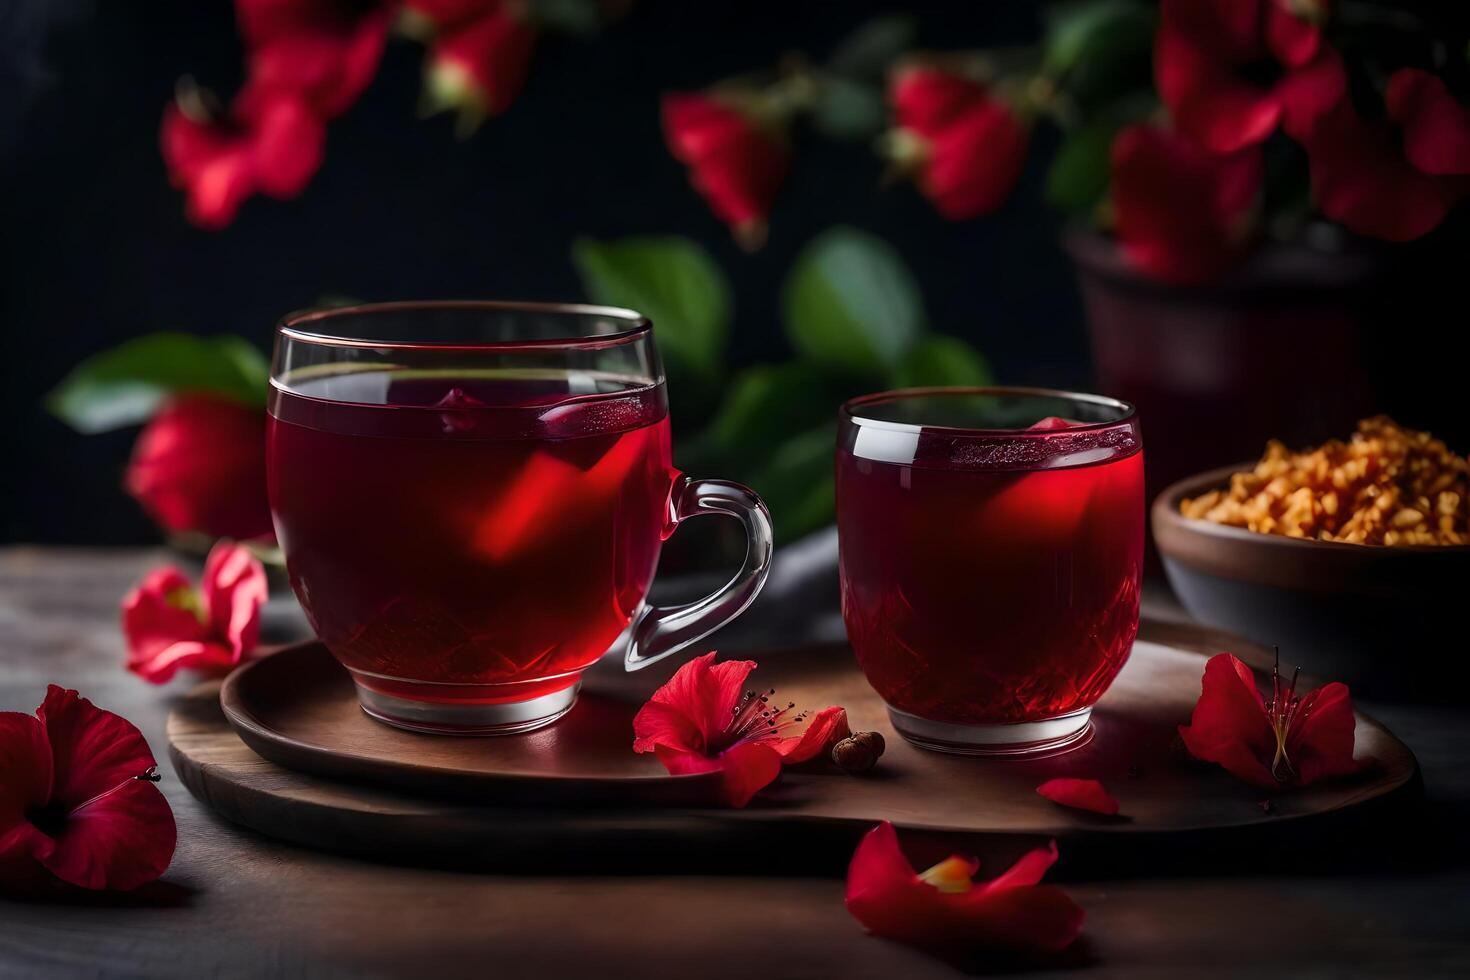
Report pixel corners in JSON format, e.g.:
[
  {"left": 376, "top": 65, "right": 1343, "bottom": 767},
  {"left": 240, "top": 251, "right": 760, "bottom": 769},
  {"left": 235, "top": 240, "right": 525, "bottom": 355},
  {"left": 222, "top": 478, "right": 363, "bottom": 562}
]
[
  {"left": 837, "top": 425, "right": 1143, "bottom": 725},
  {"left": 267, "top": 373, "right": 676, "bottom": 704}
]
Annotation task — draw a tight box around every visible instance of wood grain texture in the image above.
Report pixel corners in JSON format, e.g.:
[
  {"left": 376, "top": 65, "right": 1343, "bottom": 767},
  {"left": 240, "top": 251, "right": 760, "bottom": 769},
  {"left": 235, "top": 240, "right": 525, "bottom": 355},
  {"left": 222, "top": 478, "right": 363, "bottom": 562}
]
[
  {"left": 169, "top": 623, "right": 1419, "bottom": 870},
  {"left": 3, "top": 547, "right": 1468, "bottom": 979}
]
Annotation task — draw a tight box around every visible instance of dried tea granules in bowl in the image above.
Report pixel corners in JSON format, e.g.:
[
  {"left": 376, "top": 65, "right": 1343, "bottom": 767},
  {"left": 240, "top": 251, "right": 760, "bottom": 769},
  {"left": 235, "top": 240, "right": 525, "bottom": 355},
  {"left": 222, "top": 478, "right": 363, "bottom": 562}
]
[{"left": 1180, "top": 416, "right": 1469, "bottom": 545}]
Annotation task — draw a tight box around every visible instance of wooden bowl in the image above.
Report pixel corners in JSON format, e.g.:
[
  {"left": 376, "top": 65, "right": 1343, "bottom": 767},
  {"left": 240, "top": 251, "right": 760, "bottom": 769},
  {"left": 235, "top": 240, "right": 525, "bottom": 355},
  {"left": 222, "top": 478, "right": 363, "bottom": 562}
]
[{"left": 1152, "top": 464, "right": 1470, "bottom": 699}]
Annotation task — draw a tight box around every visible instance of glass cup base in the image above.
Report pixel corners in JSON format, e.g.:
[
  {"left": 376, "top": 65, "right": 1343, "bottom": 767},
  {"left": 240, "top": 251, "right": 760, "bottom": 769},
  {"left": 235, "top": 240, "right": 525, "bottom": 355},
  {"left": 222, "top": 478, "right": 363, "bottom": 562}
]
[
  {"left": 885, "top": 704, "right": 1094, "bottom": 759},
  {"left": 354, "top": 680, "right": 580, "bottom": 736}
]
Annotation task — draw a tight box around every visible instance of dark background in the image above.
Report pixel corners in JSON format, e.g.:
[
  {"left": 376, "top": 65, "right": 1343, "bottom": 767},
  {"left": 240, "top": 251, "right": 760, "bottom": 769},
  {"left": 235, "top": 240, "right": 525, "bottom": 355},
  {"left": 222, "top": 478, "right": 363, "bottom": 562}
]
[{"left": 0, "top": 1, "right": 1087, "bottom": 544}]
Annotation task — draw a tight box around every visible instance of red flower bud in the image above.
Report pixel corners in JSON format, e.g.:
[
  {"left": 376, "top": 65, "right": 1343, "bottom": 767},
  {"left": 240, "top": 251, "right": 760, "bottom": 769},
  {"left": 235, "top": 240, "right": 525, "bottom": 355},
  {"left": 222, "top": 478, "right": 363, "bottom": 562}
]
[
  {"left": 1110, "top": 123, "right": 1262, "bottom": 284},
  {"left": 423, "top": 4, "right": 538, "bottom": 131},
  {"left": 124, "top": 393, "right": 274, "bottom": 541},
  {"left": 886, "top": 66, "right": 1029, "bottom": 221},
  {"left": 236, "top": 0, "right": 392, "bottom": 119},
  {"left": 160, "top": 84, "right": 325, "bottom": 229},
  {"left": 890, "top": 65, "right": 990, "bottom": 140},
  {"left": 661, "top": 92, "right": 789, "bottom": 248}
]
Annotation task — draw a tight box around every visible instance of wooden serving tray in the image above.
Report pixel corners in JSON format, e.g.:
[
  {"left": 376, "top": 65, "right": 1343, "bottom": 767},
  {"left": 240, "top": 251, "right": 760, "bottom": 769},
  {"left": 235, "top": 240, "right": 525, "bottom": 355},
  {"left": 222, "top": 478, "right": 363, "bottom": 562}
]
[{"left": 167, "top": 622, "right": 1418, "bottom": 873}]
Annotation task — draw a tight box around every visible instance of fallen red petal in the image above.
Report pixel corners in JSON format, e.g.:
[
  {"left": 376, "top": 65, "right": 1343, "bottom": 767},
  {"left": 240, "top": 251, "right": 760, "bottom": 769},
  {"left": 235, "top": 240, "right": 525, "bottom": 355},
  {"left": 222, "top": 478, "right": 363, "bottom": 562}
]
[
  {"left": 846, "top": 822, "right": 1084, "bottom": 957},
  {"left": 1036, "top": 778, "right": 1120, "bottom": 816},
  {"left": 776, "top": 705, "right": 851, "bottom": 763}
]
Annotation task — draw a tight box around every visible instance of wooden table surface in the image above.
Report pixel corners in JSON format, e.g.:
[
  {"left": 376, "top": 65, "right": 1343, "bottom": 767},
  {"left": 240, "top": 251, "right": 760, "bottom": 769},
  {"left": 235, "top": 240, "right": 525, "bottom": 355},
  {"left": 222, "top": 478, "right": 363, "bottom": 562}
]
[{"left": 2, "top": 547, "right": 1468, "bottom": 978}]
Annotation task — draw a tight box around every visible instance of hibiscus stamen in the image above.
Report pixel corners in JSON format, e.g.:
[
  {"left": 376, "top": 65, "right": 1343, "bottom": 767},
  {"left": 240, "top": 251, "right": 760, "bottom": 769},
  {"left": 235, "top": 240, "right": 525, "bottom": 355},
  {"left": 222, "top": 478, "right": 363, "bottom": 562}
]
[
  {"left": 68, "top": 766, "right": 163, "bottom": 816},
  {"left": 722, "top": 689, "right": 811, "bottom": 747},
  {"left": 1265, "top": 648, "right": 1305, "bottom": 782}
]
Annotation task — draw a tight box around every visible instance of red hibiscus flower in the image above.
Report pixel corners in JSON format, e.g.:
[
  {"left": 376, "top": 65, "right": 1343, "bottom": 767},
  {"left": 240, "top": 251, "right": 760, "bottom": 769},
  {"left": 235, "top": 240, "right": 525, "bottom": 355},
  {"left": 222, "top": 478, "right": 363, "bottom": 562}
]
[
  {"left": 1179, "top": 652, "right": 1365, "bottom": 789},
  {"left": 1036, "top": 778, "right": 1119, "bottom": 816},
  {"left": 235, "top": 0, "right": 392, "bottom": 119},
  {"left": 887, "top": 65, "right": 1030, "bottom": 220},
  {"left": 1387, "top": 69, "right": 1470, "bottom": 177},
  {"left": 1300, "top": 68, "right": 1470, "bottom": 243},
  {"left": 160, "top": 83, "right": 325, "bottom": 230},
  {"left": 631, "top": 652, "right": 848, "bottom": 807},
  {"left": 424, "top": 3, "right": 538, "bottom": 128},
  {"left": 1155, "top": 0, "right": 1345, "bottom": 152},
  {"left": 121, "top": 541, "right": 269, "bottom": 684},
  {"left": 845, "top": 822, "right": 1084, "bottom": 957},
  {"left": 124, "top": 393, "right": 274, "bottom": 540},
  {"left": 1302, "top": 96, "right": 1462, "bottom": 242},
  {"left": 1109, "top": 123, "right": 1263, "bottom": 284},
  {"left": 662, "top": 92, "right": 790, "bottom": 248},
  {"left": 0, "top": 687, "right": 176, "bottom": 893}
]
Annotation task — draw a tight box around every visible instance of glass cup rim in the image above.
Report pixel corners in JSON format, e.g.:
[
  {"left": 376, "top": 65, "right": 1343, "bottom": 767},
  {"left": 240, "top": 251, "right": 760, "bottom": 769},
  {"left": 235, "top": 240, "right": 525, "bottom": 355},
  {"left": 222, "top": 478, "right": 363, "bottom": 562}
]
[
  {"left": 277, "top": 300, "right": 653, "bottom": 353},
  {"left": 841, "top": 385, "right": 1138, "bottom": 437}
]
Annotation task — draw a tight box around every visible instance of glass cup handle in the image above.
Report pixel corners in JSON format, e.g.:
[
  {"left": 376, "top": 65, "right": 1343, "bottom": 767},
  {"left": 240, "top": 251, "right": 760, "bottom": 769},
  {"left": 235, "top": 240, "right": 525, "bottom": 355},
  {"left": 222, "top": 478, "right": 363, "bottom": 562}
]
[{"left": 624, "top": 475, "right": 774, "bottom": 672}]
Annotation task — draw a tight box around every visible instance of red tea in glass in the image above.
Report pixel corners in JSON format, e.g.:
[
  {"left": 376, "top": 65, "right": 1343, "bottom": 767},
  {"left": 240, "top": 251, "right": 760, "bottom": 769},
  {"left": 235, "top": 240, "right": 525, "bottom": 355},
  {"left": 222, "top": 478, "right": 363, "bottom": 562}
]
[
  {"left": 836, "top": 388, "right": 1144, "bottom": 756},
  {"left": 268, "top": 303, "right": 772, "bottom": 735}
]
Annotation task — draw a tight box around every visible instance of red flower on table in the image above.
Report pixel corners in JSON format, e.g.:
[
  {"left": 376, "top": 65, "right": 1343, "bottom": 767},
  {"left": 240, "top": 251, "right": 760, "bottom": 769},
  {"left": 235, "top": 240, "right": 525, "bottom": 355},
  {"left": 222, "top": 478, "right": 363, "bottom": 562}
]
[
  {"left": 662, "top": 92, "right": 790, "bottom": 249},
  {"left": 1179, "top": 652, "right": 1365, "bottom": 789},
  {"left": 1155, "top": 0, "right": 1345, "bottom": 153},
  {"left": 424, "top": 2, "right": 538, "bottom": 128},
  {"left": 631, "top": 652, "right": 848, "bottom": 807},
  {"left": 122, "top": 541, "right": 269, "bottom": 684},
  {"left": 887, "top": 65, "right": 1029, "bottom": 220},
  {"left": 1109, "top": 123, "right": 1262, "bottom": 284},
  {"left": 1036, "top": 778, "right": 1119, "bottom": 816},
  {"left": 845, "top": 821, "right": 1084, "bottom": 957},
  {"left": 124, "top": 393, "right": 274, "bottom": 540},
  {"left": 1299, "top": 70, "right": 1469, "bottom": 243},
  {"left": 160, "top": 84, "right": 326, "bottom": 230},
  {"left": 235, "top": 0, "right": 392, "bottom": 119},
  {"left": 0, "top": 687, "right": 176, "bottom": 893}
]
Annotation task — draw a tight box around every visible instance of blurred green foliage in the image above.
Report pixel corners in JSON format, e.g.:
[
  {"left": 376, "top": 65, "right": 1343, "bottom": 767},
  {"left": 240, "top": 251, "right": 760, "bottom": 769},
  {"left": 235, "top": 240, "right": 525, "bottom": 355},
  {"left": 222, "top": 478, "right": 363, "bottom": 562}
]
[{"left": 576, "top": 226, "right": 993, "bottom": 543}]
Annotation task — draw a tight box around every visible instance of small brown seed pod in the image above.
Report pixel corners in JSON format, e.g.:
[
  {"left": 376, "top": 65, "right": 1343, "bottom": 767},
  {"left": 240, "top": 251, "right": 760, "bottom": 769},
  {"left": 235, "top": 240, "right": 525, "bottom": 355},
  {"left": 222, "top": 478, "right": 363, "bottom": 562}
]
[{"left": 831, "top": 731, "right": 885, "bottom": 773}]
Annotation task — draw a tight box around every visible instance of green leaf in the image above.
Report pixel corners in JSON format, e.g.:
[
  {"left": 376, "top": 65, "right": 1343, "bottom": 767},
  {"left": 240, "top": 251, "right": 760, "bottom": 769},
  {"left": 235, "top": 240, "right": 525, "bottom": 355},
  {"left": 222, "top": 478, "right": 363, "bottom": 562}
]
[
  {"left": 810, "top": 77, "right": 887, "bottom": 141},
  {"left": 782, "top": 226, "right": 925, "bottom": 377},
  {"left": 1043, "top": 1, "right": 1155, "bottom": 109},
  {"left": 1046, "top": 120, "right": 1117, "bottom": 211},
  {"left": 695, "top": 362, "right": 836, "bottom": 464},
  {"left": 750, "top": 425, "right": 838, "bottom": 543},
  {"left": 827, "top": 15, "right": 918, "bottom": 79},
  {"left": 1043, "top": 1, "right": 1150, "bottom": 74},
  {"left": 46, "top": 333, "right": 269, "bottom": 434},
  {"left": 527, "top": 0, "right": 602, "bottom": 35},
  {"left": 890, "top": 335, "right": 995, "bottom": 388},
  {"left": 572, "top": 236, "right": 730, "bottom": 381}
]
